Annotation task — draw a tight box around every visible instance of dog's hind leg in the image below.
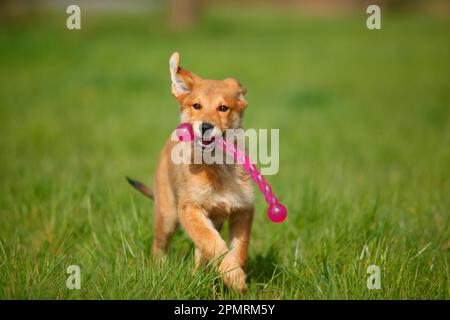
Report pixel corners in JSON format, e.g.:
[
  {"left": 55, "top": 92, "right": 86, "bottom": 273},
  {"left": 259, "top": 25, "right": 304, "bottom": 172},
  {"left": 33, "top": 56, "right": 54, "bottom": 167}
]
[
  {"left": 152, "top": 196, "right": 177, "bottom": 258},
  {"left": 152, "top": 171, "right": 178, "bottom": 259}
]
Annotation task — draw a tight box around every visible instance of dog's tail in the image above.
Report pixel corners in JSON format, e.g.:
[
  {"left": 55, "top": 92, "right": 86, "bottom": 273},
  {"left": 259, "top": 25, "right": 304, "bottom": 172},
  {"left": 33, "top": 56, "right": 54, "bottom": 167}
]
[{"left": 126, "top": 176, "right": 154, "bottom": 200}]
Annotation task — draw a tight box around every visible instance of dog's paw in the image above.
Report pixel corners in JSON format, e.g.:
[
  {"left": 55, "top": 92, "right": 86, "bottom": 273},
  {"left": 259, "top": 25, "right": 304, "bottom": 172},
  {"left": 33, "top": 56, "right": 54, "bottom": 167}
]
[{"left": 219, "top": 258, "right": 247, "bottom": 293}]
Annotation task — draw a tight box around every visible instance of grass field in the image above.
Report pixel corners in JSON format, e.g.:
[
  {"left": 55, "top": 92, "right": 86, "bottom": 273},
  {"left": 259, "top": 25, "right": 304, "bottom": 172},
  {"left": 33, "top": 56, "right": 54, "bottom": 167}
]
[{"left": 0, "top": 7, "right": 449, "bottom": 299}]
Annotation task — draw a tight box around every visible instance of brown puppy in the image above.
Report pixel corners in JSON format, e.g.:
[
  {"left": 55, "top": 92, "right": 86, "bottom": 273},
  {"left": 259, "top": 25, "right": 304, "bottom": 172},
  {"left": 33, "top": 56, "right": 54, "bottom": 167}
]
[{"left": 128, "top": 52, "right": 254, "bottom": 292}]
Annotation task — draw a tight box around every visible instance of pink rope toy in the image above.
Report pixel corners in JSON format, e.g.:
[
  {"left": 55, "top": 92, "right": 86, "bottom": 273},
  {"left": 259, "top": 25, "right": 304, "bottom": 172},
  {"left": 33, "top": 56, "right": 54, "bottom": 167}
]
[{"left": 175, "top": 123, "right": 287, "bottom": 223}]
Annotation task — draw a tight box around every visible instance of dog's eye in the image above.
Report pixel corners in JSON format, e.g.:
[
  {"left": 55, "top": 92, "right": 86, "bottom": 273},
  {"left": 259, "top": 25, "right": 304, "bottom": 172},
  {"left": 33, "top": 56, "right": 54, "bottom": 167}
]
[
  {"left": 192, "top": 103, "right": 201, "bottom": 110},
  {"left": 218, "top": 105, "right": 229, "bottom": 112}
]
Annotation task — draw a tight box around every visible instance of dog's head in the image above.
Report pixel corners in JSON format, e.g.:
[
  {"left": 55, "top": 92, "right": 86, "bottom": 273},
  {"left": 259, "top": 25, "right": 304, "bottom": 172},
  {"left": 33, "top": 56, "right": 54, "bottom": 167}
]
[{"left": 169, "top": 52, "right": 247, "bottom": 147}]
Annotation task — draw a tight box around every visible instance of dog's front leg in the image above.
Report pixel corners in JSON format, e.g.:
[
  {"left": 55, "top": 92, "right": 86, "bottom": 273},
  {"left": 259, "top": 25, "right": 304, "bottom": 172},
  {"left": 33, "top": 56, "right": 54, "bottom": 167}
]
[
  {"left": 229, "top": 207, "right": 254, "bottom": 268},
  {"left": 179, "top": 204, "right": 246, "bottom": 291},
  {"left": 193, "top": 219, "right": 224, "bottom": 273}
]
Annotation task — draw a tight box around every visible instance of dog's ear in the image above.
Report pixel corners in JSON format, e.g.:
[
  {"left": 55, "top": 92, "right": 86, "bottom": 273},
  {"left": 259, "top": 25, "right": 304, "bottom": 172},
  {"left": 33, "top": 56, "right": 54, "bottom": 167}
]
[
  {"left": 169, "top": 52, "right": 200, "bottom": 99},
  {"left": 224, "top": 77, "right": 248, "bottom": 109}
]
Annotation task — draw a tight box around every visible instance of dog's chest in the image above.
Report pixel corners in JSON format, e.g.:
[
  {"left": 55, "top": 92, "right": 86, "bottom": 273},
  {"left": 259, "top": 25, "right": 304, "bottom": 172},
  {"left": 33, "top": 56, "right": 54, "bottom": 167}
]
[
  {"left": 207, "top": 184, "right": 253, "bottom": 214},
  {"left": 191, "top": 166, "right": 254, "bottom": 214}
]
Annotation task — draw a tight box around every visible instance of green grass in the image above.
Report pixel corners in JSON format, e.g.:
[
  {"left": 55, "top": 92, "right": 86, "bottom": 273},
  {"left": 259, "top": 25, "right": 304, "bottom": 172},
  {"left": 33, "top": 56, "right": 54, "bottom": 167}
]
[{"left": 0, "top": 7, "right": 449, "bottom": 299}]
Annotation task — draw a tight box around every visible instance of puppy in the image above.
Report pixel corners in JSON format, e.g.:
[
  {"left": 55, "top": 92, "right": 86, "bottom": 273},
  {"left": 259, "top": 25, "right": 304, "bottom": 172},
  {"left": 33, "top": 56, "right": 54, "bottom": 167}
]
[{"left": 127, "top": 52, "right": 254, "bottom": 292}]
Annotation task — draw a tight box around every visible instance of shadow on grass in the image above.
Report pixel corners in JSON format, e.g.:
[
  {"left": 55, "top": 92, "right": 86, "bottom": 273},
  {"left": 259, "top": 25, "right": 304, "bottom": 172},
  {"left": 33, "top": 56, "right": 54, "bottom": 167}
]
[{"left": 246, "top": 245, "right": 280, "bottom": 284}]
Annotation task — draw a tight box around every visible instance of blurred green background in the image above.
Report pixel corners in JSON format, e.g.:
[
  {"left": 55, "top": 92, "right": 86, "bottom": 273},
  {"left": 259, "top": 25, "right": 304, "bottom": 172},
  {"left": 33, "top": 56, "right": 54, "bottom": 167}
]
[{"left": 0, "top": 0, "right": 449, "bottom": 299}]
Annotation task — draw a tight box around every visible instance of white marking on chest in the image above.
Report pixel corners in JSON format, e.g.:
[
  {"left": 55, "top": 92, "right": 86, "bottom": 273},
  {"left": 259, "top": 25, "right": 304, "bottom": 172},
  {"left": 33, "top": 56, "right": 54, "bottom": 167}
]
[
  {"left": 209, "top": 187, "right": 253, "bottom": 211},
  {"left": 192, "top": 179, "right": 254, "bottom": 212}
]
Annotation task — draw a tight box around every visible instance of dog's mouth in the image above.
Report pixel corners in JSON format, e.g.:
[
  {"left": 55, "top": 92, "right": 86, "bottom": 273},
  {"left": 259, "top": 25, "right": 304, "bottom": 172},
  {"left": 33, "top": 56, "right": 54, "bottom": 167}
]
[
  {"left": 192, "top": 122, "right": 223, "bottom": 150},
  {"left": 200, "top": 136, "right": 215, "bottom": 146},
  {"left": 194, "top": 132, "right": 223, "bottom": 150},
  {"left": 195, "top": 136, "right": 216, "bottom": 150}
]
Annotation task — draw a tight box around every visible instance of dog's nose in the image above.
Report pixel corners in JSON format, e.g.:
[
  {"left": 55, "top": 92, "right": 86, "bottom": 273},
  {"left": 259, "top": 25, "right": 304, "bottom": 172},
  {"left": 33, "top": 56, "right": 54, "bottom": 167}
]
[{"left": 201, "top": 122, "right": 214, "bottom": 135}]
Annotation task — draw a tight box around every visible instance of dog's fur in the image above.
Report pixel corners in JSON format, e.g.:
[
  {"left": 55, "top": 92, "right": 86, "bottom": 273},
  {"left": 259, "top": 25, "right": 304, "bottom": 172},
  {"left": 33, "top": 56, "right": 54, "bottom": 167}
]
[{"left": 128, "top": 52, "right": 254, "bottom": 292}]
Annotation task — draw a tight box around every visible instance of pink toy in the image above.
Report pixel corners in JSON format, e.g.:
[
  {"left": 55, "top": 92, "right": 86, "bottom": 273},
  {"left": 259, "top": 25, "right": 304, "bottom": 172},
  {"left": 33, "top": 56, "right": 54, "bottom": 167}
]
[{"left": 175, "top": 123, "right": 287, "bottom": 223}]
